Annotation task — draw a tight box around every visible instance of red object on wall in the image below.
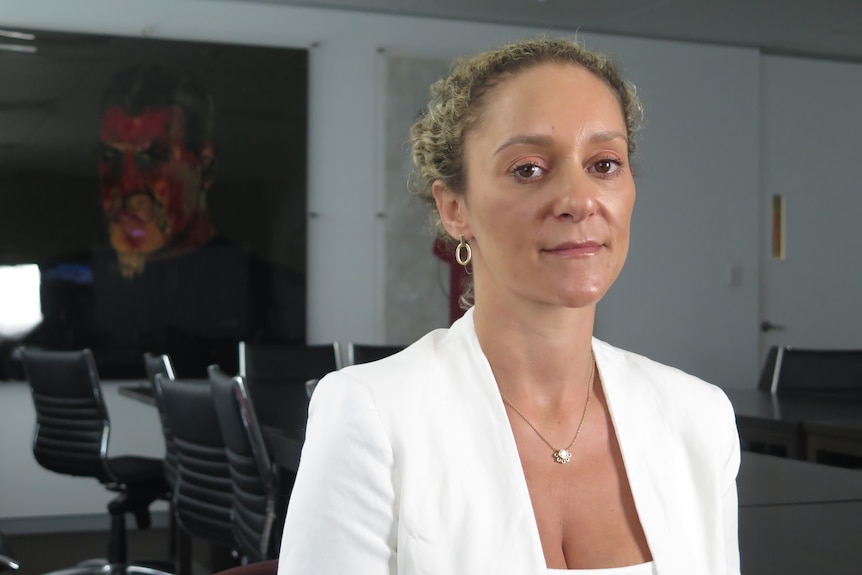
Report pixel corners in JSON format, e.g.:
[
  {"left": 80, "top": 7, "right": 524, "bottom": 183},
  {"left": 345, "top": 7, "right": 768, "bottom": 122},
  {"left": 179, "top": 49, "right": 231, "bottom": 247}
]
[{"left": 433, "top": 238, "right": 469, "bottom": 325}]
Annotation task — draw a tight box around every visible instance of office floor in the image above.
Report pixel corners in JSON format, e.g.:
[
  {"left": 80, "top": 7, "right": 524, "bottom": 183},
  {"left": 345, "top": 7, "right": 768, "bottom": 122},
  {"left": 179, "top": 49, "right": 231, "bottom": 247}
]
[{"left": 5, "top": 527, "right": 224, "bottom": 575}]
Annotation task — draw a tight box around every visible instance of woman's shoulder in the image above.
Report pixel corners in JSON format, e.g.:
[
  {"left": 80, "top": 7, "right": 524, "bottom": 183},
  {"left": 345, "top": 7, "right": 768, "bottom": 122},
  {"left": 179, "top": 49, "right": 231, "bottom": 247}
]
[
  {"left": 594, "top": 339, "right": 738, "bottom": 459},
  {"left": 593, "top": 338, "right": 732, "bottom": 407}
]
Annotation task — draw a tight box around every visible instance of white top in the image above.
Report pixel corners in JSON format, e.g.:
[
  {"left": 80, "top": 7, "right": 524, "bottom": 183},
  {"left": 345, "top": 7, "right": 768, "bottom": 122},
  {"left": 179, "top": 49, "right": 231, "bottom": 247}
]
[
  {"left": 549, "top": 561, "right": 655, "bottom": 574},
  {"left": 278, "top": 308, "right": 740, "bottom": 574}
]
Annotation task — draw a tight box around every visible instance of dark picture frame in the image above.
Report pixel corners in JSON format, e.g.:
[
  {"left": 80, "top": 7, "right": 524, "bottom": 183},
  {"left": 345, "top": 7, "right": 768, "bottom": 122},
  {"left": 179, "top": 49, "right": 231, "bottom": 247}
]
[{"left": 0, "top": 28, "right": 308, "bottom": 378}]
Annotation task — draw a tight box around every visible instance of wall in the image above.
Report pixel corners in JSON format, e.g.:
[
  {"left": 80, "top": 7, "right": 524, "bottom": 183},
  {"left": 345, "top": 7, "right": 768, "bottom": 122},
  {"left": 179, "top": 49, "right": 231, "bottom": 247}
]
[{"left": 1, "top": 0, "right": 855, "bottom": 524}]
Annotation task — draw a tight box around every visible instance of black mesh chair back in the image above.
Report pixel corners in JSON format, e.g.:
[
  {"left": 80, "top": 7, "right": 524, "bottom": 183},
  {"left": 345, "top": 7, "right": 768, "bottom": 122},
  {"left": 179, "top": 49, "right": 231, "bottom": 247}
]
[
  {"left": 144, "top": 353, "right": 178, "bottom": 487},
  {"left": 771, "top": 347, "right": 862, "bottom": 394},
  {"left": 209, "top": 365, "right": 281, "bottom": 562},
  {"left": 345, "top": 343, "right": 405, "bottom": 366},
  {"left": 238, "top": 342, "right": 340, "bottom": 439},
  {"left": 19, "top": 347, "right": 170, "bottom": 575},
  {"left": 156, "top": 375, "right": 236, "bottom": 552}
]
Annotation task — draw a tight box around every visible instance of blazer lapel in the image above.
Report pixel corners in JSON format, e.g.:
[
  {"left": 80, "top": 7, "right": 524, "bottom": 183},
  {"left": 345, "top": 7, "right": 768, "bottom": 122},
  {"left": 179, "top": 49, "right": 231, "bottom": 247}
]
[
  {"left": 593, "top": 339, "right": 677, "bottom": 574},
  {"left": 441, "top": 309, "right": 549, "bottom": 571}
]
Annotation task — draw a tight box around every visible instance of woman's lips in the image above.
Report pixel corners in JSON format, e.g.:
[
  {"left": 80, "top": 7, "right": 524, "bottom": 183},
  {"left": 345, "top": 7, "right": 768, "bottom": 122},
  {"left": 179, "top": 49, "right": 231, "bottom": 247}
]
[{"left": 543, "top": 241, "right": 603, "bottom": 257}]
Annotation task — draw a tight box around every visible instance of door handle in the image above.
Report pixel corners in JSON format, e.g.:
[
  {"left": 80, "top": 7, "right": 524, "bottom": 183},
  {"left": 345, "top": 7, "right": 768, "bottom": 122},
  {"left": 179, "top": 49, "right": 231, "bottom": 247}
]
[{"left": 760, "top": 320, "right": 786, "bottom": 332}]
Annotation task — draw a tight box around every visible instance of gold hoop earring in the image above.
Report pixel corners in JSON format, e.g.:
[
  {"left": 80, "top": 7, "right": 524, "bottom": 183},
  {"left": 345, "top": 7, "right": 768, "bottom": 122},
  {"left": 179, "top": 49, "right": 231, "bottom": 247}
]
[{"left": 455, "top": 235, "right": 472, "bottom": 267}]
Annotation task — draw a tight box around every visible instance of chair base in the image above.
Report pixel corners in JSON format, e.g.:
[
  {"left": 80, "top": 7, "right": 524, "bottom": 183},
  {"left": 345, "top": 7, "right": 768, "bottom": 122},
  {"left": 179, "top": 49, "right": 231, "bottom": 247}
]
[{"left": 0, "top": 530, "right": 19, "bottom": 571}]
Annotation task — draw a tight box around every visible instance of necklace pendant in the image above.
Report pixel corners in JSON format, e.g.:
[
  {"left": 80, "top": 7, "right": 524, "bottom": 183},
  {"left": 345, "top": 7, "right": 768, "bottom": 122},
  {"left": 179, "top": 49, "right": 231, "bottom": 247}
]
[{"left": 554, "top": 449, "right": 572, "bottom": 464}]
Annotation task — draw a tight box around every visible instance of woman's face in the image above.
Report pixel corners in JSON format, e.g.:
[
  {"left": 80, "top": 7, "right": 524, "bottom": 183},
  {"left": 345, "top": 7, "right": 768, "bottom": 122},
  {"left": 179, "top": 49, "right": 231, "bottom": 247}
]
[{"left": 436, "top": 62, "right": 635, "bottom": 311}]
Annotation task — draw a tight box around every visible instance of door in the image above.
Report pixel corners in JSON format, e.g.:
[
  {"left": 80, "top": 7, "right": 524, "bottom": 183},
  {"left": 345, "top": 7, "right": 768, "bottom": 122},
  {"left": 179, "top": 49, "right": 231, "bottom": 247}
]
[{"left": 760, "top": 56, "right": 862, "bottom": 359}]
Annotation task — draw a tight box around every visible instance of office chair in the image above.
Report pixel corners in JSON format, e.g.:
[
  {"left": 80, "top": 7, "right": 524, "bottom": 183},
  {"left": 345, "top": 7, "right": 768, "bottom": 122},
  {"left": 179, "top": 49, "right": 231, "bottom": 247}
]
[
  {"left": 304, "top": 378, "right": 319, "bottom": 399},
  {"left": 763, "top": 346, "right": 862, "bottom": 394},
  {"left": 757, "top": 346, "right": 780, "bottom": 391},
  {"left": 144, "top": 352, "right": 192, "bottom": 573},
  {"left": 143, "top": 353, "right": 178, "bottom": 487},
  {"left": 19, "top": 347, "right": 171, "bottom": 575},
  {"left": 345, "top": 342, "right": 404, "bottom": 366},
  {"left": 237, "top": 342, "right": 340, "bottom": 438},
  {"left": 209, "top": 366, "right": 282, "bottom": 562},
  {"left": 156, "top": 375, "right": 237, "bottom": 575}
]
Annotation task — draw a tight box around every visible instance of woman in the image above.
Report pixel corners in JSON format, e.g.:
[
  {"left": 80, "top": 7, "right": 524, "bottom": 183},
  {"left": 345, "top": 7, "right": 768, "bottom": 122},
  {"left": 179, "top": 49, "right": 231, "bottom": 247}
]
[{"left": 278, "top": 37, "right": 740, "bottom": 574}]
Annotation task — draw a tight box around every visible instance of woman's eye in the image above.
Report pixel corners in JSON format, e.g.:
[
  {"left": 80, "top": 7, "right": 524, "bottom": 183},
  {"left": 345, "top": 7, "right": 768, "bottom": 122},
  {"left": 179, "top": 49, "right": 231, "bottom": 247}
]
[
  {"left": 592, "top": 158, "right": 622, "bottom": 175},
  {"left": 512, "top": 163, "right": 545, "bottom": 180}
]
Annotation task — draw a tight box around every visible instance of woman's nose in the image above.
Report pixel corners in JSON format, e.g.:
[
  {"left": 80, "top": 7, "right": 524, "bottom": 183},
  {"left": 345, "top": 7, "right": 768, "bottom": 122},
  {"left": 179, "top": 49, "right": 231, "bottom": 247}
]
[{"left": 552, "top": 164, "right": 597, "bottom": 221}]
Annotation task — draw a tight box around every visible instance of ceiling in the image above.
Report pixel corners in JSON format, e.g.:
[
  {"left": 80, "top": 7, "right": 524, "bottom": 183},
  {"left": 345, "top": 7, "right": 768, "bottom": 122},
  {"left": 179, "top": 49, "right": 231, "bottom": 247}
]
[{"left": 262, "top": 0, "right": 862, "bottom": 62}]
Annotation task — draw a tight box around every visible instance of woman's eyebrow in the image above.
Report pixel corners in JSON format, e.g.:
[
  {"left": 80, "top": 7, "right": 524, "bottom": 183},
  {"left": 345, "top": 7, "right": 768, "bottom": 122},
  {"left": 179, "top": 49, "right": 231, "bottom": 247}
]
[
  {"left": 493, "top": 134, "right": 553, "bottom": 156},
  {"left": 493, "top": 130, "right": 628, "bottom": 157},
  {"left": 588, "top": 130, "right": 628, "bottom": 144}
]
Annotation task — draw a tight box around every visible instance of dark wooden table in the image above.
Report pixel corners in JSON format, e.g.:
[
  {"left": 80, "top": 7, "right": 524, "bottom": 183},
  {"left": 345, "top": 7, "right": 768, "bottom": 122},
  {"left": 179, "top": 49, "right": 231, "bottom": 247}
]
[
  {"left": 803, "top": 419, "right": 862, "bottom": 464},
  {"left": 740, "top": 501, "right": 862, "bottom": 574},
  {"left": 739, "top": 451, "right": 862, "bottom": 506},
  {"left": 726, "top": 389, "right": 862, "bottom": 460},
  {"left": 737, "top": 452, "right": 862, "bottom": 573},
  {"left": 118, "top": 381, "right": 159, "bottom": 405}
]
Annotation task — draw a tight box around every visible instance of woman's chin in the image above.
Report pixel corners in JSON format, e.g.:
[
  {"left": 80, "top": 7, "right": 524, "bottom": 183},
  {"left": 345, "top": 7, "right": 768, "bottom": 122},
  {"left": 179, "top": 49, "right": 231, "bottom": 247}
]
[{"left": 553, "top": 284, "right": 608, "bottom": 309}]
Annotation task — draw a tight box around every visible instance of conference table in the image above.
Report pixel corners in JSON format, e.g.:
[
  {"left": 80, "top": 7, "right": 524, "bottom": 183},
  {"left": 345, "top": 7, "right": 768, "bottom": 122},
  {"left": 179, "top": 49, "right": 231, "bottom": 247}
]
[
  {"left": 725, "top": 388, "right": 862, "bottom": 461},
  {"left": 725, "top": 389, "right": 862, "bottom": 572},
  {"left": 738, "top": 451, "right": 862, "bottom": 573}
]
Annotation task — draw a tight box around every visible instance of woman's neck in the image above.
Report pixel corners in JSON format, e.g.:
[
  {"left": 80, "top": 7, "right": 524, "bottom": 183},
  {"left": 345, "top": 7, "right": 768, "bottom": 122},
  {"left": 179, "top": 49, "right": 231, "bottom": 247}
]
[{"left": 472, "top": 296, "right": 596, "bottom": 408}]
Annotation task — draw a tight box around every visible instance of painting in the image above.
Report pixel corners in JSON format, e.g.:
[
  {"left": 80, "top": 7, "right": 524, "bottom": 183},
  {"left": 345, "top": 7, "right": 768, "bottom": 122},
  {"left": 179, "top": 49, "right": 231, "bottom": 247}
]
[{"left": 0, "top": 29, "right": 308, "bottom": 378}]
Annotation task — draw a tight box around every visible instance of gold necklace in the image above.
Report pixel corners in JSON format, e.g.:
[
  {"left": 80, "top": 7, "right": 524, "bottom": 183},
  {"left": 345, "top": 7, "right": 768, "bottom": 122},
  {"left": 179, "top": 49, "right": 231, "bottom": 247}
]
[{"left": 500, "top": 353, "right": 595, "bottom": 464}]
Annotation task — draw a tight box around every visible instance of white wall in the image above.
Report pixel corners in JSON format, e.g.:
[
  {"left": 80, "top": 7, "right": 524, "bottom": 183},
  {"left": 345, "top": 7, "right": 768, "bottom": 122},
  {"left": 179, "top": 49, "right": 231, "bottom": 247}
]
[{"left": 1, "top": 0, "right": 858, "bottom": 524}]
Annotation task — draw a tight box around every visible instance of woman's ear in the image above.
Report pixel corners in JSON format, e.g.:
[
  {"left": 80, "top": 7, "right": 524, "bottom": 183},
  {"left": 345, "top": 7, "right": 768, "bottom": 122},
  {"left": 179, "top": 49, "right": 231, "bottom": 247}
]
[{"left": 432, "top": 181, "right": 470, "bottom": 239}]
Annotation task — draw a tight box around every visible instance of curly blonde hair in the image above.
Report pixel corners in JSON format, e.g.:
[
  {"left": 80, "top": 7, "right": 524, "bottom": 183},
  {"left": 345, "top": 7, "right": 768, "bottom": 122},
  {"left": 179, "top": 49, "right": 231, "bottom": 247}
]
[{"left": 409, "top": 37, "right": 643, "bottom": 244}]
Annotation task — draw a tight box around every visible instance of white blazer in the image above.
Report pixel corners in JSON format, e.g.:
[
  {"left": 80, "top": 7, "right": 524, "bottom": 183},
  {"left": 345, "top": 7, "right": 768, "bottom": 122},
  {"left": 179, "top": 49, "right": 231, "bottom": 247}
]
[{"left": 278, "top": 308, "right": 740, "bottom": 574}]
